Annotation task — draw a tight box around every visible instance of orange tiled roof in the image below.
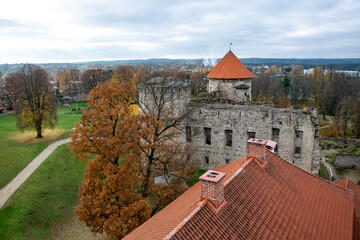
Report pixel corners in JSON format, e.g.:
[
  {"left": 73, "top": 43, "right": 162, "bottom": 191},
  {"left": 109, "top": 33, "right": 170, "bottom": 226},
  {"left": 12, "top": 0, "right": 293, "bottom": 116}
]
[
  {"left": 125, "top": 153, "right": 357, "bottom": 240},
  {"left": 206, "top": 51, "right": 254, "bottom": 79},
  {"left": 333, "top": 179, "right": 360, "bottom": 215}
]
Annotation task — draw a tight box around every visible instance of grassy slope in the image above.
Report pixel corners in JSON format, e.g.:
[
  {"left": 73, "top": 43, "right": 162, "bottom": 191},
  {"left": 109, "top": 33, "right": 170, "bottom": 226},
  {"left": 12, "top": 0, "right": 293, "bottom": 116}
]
[
  {"left": 0, "top": 144, "right": 87, "bottom": 240},
  {"left": 187, "top": 169, "right": 207, "bottom": 187},
  {"left": 318, "top": 162, "right": 330, "bottom": 181},
  {"left": 0, "top": 102, "right": 86, "bottom": 189}
]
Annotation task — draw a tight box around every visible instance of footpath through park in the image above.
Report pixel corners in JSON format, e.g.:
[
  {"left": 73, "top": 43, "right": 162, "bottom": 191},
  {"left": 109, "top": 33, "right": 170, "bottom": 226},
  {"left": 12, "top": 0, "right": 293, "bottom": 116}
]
[{"left": 0, "top": 138, "right": 71, "bottom": 209}]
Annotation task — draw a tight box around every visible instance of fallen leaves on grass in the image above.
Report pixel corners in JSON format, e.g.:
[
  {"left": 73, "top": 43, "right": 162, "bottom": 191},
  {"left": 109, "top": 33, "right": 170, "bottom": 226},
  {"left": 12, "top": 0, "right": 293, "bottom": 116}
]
[{"left": 10, "top": 129, "right": 65, "bottom": 143}]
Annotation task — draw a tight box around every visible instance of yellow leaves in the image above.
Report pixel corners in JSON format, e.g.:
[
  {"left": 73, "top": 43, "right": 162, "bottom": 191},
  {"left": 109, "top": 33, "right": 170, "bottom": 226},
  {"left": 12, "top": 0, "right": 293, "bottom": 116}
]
[{"left": 271, "top": 65, "right": 278, "bottom": 74}]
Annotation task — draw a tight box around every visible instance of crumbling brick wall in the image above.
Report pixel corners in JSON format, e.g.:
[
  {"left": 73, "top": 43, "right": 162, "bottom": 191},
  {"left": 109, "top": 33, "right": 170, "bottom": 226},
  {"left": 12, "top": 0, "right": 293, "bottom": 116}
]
[{"left": 184, "top": 103, "right": 320, "bottom": 175}]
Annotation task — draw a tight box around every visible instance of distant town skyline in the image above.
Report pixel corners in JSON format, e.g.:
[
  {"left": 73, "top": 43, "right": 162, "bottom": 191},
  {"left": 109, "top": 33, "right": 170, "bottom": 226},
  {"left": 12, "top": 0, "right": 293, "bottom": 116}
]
[{"left": 1, "top": 0, "right": 360, "bottom": 64}]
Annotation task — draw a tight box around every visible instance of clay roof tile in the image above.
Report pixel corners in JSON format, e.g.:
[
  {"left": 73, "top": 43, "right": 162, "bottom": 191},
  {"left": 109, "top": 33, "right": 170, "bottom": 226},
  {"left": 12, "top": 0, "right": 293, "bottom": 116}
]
[
  {"left": 125, "top": 153, "right": 357, "bottom": 240},
  {"left": 206, "top": 51, "right": 254, "bottom": 79}
]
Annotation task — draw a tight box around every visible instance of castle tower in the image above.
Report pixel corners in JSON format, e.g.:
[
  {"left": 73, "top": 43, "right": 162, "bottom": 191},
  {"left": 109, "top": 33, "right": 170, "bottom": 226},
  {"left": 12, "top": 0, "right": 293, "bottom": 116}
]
[{"left": 207, "top": 51, "right": 253, "bottom": 102}]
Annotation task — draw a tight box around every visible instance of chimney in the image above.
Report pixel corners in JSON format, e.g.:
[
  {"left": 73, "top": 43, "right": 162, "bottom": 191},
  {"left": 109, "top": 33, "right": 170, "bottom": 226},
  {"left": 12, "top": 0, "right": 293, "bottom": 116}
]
[
  {"left": 247, "top": 138, "right": 268, "bottom": 163},
  {"left": 247, "top": 138, "right": 278, "bottom": 163},
  {"left": 199, "top": 170, "right": 226, "bottom": 208}
]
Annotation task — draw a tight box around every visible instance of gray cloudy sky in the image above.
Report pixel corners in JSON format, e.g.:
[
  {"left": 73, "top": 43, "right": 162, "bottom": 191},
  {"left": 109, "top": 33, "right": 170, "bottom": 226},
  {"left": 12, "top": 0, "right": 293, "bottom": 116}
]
[{"left": 1, "top": 0, "right": 360, "bottom": 63}]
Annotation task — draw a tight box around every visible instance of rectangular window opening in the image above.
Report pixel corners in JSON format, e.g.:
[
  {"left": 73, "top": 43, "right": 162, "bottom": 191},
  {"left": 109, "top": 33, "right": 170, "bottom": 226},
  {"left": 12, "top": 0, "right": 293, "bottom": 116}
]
[
  {"left": 272, "top": 128, "right": 280, "bottom": 138},
  {"left": 204, "top": 127, "right": 211, "bottom": 145},
  {"left": 294, "top": 146, "right": 301, "bottom": 155},
  {"left": 205, "top": 156, "right": 210, "bottom": 164},
  {"left": 225, "top": 130, "right": 233, "bottom": 147},
  {"left": 247, "top": 131, "right": 255, "bottom": 140},
  {"left": 295, "top": 130, "right": 303, "bottom": 138}
]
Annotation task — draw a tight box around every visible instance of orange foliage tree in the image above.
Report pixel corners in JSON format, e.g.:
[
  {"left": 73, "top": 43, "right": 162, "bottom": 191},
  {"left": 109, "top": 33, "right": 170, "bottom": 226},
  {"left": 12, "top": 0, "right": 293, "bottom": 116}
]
[
  {"left": 71, "top": 81, "right": 151, "bottom": 238},
  {"left": 72, "top": 76, "right": 196, "bottom": 238},
  {"left": 277, "top": 94, "right": 291, "bottom": 108},
  {"left": 137, "top": 71, "right": 197, "bottom": 202}
]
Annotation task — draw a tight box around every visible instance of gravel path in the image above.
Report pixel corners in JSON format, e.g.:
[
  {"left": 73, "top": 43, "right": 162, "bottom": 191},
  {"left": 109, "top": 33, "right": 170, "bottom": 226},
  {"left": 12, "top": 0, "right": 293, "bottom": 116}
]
[
  {"left": 319, "top": 116, "right": 334, "bottom": 129},
  {"left": 0, "top": 138, "right": 71, "bottom": 209},
  {"left": 321, "top": 158, "right": 340, "bottom": 181}
]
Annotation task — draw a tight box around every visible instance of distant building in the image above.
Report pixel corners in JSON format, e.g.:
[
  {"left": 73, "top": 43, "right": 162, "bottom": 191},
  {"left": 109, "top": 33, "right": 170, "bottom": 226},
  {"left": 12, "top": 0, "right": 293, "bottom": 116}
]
[
  {"left": 336, "top": 70, "right": 360, "bottom": 77},
  {"left": 303, "top": 68, "right": 314, "bottom": 75},
  {"left": 304, "top": 68, "right": 329, "bottom": 75},
  {"left": 125, "top": 139, "right": 360, "bottom": 240}
]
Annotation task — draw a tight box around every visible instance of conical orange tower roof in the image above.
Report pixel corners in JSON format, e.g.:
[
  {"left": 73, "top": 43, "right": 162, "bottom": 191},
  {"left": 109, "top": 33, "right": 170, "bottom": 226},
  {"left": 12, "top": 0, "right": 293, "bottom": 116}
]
[{"left": 207, "top": 51, "right": 254, "bottom": 79}]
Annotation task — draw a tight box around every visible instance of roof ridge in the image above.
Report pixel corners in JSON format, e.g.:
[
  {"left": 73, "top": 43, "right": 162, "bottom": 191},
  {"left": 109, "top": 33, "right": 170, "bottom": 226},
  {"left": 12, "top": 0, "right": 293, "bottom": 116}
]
[
  {"left": 206, "top": 51, "right": 253, "bottom": 79},
  {"left": 164, "top": 200, "right": 207, "bottom": 239},
  {"left": 346, "top": 179, "right": 350, "bottom": 188},
  {"left": 224, "top": 156, "right": 254, "bottom": 186},
  {"left": 266, "top": 150, "right": 354, "bottom": 193}
]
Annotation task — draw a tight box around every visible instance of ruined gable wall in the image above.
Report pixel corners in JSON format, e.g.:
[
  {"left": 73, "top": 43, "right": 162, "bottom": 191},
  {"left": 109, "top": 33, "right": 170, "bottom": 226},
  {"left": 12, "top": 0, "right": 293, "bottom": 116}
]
[
  {"left": 138, "top": 84, "right": 191, "bottom": 117},
  {"left": 185, "top": 103, "right": 320, "bottom": 174}
]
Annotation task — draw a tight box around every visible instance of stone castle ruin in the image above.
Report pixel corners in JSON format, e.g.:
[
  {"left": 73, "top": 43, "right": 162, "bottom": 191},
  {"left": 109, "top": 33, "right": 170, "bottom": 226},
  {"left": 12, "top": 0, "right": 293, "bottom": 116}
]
[{"left": 139, "top": 50, "right": 320, "bottom": 175}]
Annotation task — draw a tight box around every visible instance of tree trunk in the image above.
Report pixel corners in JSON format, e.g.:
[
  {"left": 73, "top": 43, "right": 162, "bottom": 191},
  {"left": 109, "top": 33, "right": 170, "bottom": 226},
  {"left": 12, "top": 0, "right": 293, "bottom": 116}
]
[
  {"left": 142, "top": 152, "right": 153, "bottom": 198},
  {"left": 36, "top": 130, "right": 42, "bottom": 138},
  {"left": 343, "top": 113, "right": 349, "bottom": 139},
  {"left": 35, "top": 117, "right": 43, "bottom": 138}
]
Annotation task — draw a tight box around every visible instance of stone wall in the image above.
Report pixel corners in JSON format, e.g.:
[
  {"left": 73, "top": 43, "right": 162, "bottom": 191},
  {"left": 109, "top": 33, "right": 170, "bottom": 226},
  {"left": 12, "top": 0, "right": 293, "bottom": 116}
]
[
  {"left": 137, "top": 84, "right": 320, "bottom": 175},
  {"left": 138, "top": 84, "right": 191, "bottom": 118},
  {"left": 63, "top": 90, "right": 90, "bottom": 102},
  {"left": 208, "top": 79, "right": 251, "bottom": 102},
  {"left": 321, "top": 137, "right": 358, "bottom": 148},
  {"left": 184, "top": 103, "right": 320, "bottom": 175},
  {"left": 335, "top": 154, "right": 360, "bottom": 169}
]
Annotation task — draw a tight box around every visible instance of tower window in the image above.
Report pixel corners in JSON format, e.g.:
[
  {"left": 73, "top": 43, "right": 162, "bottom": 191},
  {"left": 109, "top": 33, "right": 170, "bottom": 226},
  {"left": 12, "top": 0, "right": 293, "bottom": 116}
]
[
  {"left": 272, "top": 128, "right": 280, "bottom": 138},
  {"left": 205, "top": 156, "right": 210, "bottom": 164},
  {"left": 204, "top": 128, "right": 211, "bottom": 145},
  {"left": 247, "top": 132, "right": 255, "bottom": 139},
  {"left": 225, "top": 130, "right": 233, "bottom": 147}
]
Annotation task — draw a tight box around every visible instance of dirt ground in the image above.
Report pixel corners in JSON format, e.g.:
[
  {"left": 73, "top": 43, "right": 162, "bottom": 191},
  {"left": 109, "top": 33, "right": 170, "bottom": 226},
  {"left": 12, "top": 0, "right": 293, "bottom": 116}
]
[
  {"left": 10, "top": 129, "right": 65, "bottom": 143},
  {"left": 51, "top": 212, "right": 110, "bottom": 240},
  {"left": 321, "top": 148, "right": 360, "bottom": 184}
]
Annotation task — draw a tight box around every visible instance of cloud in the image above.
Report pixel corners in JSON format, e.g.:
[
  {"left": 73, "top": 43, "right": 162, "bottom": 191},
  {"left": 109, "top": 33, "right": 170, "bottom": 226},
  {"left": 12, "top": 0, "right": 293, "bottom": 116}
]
[{"left": 0, "top": 0, "right": 359, "bottom": 63}]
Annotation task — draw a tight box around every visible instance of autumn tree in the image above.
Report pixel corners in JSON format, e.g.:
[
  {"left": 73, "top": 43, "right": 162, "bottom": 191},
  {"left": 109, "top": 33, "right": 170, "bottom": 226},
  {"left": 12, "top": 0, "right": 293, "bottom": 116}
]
[
  {"left": 138, "top": 71, "right": 196, "bottom": 213},
  {"left": 0, "top": 70, "right": 3, "bottom": 84},
  {"left": 189, "top": 72, "right": 207, "bottom": 96},
  {"left": 5, "top": 64, "right": 57, "bottom": 138},
  {"left": 57, "top": 70, "right": 70, "bottom": 93},
  {"left": 72, "top": 74, "right": 195, "bottom": 237},
  {"left": 352, "top": 99, "right": 360, "bottom": 138},
  {"left": 71, "top": 81, "right": 151, "bottom": 238},
  {"left": 289, "top": 67, "right": 312, "bottom": 106},
  {"left": 0, "top": 72, "right": 12, "bottom": 109},
  {"left": 251, "top": 72, "right": 272, "bottom": 102},
  {"left": 112, "top": 66, "right": 135, "bottom": 84},
  {"left": 309, "top": 67, "right": 330, "bottom": 120},
  {"left": 81, "top": 68, "right": 103, "bottom": 90}
]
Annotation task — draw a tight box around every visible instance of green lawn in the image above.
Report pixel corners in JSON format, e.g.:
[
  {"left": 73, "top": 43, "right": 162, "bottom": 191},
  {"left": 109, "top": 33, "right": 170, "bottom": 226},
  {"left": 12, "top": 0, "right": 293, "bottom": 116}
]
[
  {"left": 318, "top": 162, "right": 330, "bottom": 181},
  {"left": 187, "top": 169, "right": 207, "bottom": 187},
  {"left": 0, "top": 102, "right": 86, "bottom": 189},
  {"left": 0, "top": 144, "right": 87, "bottom": 240}
]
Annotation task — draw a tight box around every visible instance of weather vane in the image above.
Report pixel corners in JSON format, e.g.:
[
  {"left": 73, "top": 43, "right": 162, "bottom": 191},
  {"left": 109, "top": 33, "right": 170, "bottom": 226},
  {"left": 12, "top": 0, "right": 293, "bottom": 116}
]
[{"left": 229, "top": 43, "right": 232, "bottom": 51}]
